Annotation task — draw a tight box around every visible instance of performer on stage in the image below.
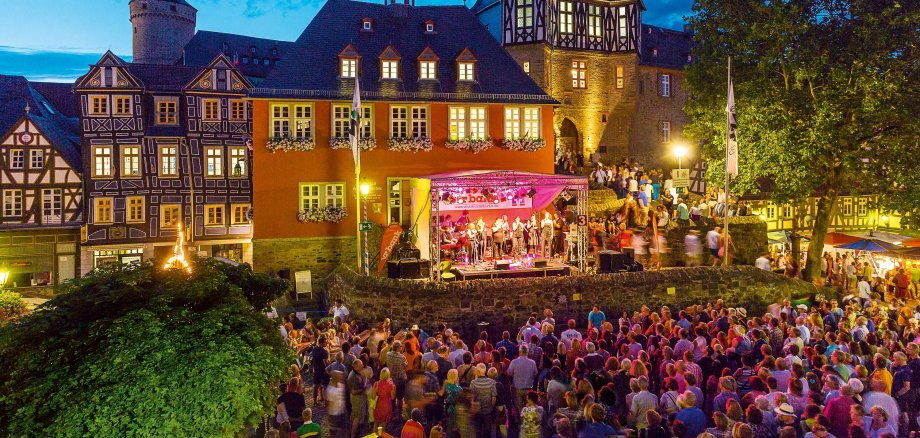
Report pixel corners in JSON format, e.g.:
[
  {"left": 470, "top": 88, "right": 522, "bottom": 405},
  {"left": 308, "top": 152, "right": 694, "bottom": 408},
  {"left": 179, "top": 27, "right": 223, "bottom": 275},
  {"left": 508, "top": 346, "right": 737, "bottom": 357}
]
[
  {"left": 541, "top": 212, "right": 554, "bottom": 258},
  {"left": 553, "top": 213, "right": 565, "bottom": 257},
  {"left": 491, "top": 217, "right": 505, "bottom": 261},
  {"left": 501, "top": 215, "right": 511, "bottom": 256},
  {"left": 527, "top": 214, "right": 539, "bottom": 255},
  {"left": 476, "top": 218, "right": 487, "bottom": 262},
  {"left": 467, "top": 223, "right": 481, "bottom": 264},
  {"left": 512, "top": 217, "right": 525, "bottom": 257}
]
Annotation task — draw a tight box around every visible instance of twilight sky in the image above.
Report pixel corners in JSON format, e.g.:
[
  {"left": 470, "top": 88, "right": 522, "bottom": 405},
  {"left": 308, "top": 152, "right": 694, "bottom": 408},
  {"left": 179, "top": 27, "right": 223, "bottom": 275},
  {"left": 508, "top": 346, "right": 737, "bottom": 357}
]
[{"left": 0, "top": 0, "right": 692, "bottom": 82}]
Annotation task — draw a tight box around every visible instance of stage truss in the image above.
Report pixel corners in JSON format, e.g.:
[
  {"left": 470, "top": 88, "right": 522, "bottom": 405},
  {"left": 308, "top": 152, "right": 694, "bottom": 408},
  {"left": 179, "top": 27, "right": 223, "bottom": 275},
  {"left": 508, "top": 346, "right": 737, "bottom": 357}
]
[{"left": 427, "top": 171, "right": 589, "bottom": 282}]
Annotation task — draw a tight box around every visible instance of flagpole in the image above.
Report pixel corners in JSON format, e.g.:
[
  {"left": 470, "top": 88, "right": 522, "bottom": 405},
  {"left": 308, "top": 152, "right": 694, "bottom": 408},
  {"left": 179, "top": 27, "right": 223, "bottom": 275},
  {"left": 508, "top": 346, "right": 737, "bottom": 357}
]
[
  {"left": 723, "top": 57, "right": 732, "bottom": 267},
  {"left": 352, "top": 79, "right": 364, "bottom": 275}
]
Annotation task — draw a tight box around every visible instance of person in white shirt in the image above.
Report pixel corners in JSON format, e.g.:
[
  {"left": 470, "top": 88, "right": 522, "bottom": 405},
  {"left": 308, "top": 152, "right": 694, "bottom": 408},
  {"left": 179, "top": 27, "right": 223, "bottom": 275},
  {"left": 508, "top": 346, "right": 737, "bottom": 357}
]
[
  {"left": 330, "top": 299, "right": 349, "bottom": 323},
  {"left": 706, "top": 227, "right": 722, "bottom": 265},
  {"left": 559, "top": 319, "right": 582, "bottom": 350},
  {"left": 756, "top": 253, "right": 772, "bottom": 271},
  {"left": 684, "top": 231, "right": 703, "bottom": 266}
]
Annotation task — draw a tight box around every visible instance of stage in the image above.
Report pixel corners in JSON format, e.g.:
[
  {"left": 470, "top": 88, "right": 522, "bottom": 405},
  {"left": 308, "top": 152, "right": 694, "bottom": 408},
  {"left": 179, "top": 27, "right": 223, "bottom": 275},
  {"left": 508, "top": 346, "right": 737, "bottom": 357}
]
[{"left": 450, "top": 260, "right": 572, "bottom": 281}]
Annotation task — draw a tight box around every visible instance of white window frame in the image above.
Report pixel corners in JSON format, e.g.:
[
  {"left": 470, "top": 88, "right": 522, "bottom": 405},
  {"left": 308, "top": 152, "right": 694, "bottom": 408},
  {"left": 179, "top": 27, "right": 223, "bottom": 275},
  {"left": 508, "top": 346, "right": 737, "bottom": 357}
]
[
  {"left": 30, "top": 149, "right": 44, "bottom": 169},
  {"left": 205, "top": 147, "right": 223, "bottom": 177},
  {"left": 618, "top": 6, "right": 628, "bottom": 42},
  {"left": 517, "top": 0, "right": 533, "bottom": 28},
  {"left": 9, "top": 149, "right": 24, "bottom": 170},
  {"left": 270, "top": 104, "right": 313, "bottom": 139},
  {"left": 381, "top": 60, "right": 399, "bottom": 79},
  {"left": 92, "top": 146, "right": 112, "bottom": 178},
  {"left": 390, "top": 105, "right": 429, "bottom": 138},
  {"left": 448, "top": 106, "right": 487, "bottom": 141},
  {"left": 3, "top": 189, "right": 23, "bottom": 217},
  {"left": 340, "top": 58, "right": 357, "bottom": 78},
  {"left": 660, "top": 74, "right": 671, "bottom": 97},
  {"left": 458, "top": 62, "right": 475, "bottom": 82},
  {"left": 571, "top": 60, "right": 586, "bottom": 89},
  {"left": 299, "top": 182, "right": 347, "bottom": 211},
  {"left": 332, "top": 105, "right": 372, "bottom": 139},
  {"left": 159, "top": 145, "right": 178, "bottom": 178},
  {"left": 659, "top": 121, "right": 671, "bottom": 143},
  {"left": 42, "top": 188, "right": 62, "bottom": 221},
  {"left": 419, "top": 61, "right": 438, "bottom": 80},
  {"left": 588, "top": 5, "right": 602, "bottom": 37}
]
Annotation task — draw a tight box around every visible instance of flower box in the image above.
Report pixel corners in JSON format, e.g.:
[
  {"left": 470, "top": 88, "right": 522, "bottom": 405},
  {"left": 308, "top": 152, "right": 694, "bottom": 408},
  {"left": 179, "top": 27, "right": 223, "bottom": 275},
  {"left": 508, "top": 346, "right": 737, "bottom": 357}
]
[
  {"left": 501, "top": 137, "right": 546, "bottom": 152},
  {"left": 297, "top": 206, "right": 347, "bottom": 223},
  {"left": 266, "top": 136, "right": 315, "bottom": 152},
  {"left": 329, "top": 137, "right": 377, "bottom": 151},
  {"left": 387, "top": 137, "right": 433, "bottom": 152},
  {"left": 444, "top": 138, "right": 493, "bottom": 154}
]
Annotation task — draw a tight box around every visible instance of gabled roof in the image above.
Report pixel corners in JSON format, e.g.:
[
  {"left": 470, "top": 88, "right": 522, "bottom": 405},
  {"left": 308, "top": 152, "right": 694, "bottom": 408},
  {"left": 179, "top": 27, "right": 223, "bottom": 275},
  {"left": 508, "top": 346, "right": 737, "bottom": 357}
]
[
  {"left": 639, "top": 25, "right": 695, "bottom": 70},
  {"left": 0, "top": 75, "right": 82, "bottom": 172},
  {"left": 126, "top": 64, "right": 205, "bottom": 91},
  {"left": 29, "top": 82, "right": 80, "bottom": 118},
  {"left": 257, "top": 0, "right": 553, "bottom": 103},
  {"left": 183, "top": 30, "right": 294, "bottom": 80}
]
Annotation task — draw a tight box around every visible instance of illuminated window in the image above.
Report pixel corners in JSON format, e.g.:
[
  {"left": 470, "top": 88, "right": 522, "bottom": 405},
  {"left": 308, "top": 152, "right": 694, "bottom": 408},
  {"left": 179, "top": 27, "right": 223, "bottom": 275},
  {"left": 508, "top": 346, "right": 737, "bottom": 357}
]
[
  {"left": 93, "top": 146, "right": 112, "bottom": 177},
  {"left": 230, "top": 100, "right": 247, "bottom": 121},
  {"left": 161, "top": 205, "right": 181, "bottom": 228},
  {"left": 205, "top": 147, "right": 223, "bottom": 177},
  {"left": 458, "top": 62, "right": 475, "bottom": 81},
  {"left": 659, "top": 121, "right": 671, "bottom": 143},
  {"left": 381, "top": 60, "right": 399, "bottom": 79},
  {"left": 3, "top": 189, "right": 22, "bottom": 217},
  {"left": 89, "top": 95, "right": 109, "bottom": 116},
  {"left": 841, "top": 198, "right": 853, "bottom": 216},
  {"left": 420, "top": 61, "right": 438, "bottom": 80},
  {"left": 126, "top": 196, "right": 144, "bottom": 223},
  {"left": 121, "top": 145, "right": 140, "bottom": 177},
  {"left": 270, "top": 104, "right": 312, "bottom": 139},
  {"left": 202, "top": 99, "right": 220, "bottom": 121},
  {"left": 559, "top": 1, "right": 574, "bottom": 34},
  {"left": 299, "top": 183, "right": 346, "bottom": 210},
  {"left": 523, "top": 62, "right": 530, "bottom": 74},
  {"left": 9, "top": 150, "right": 23, "bottom": 170},
  {"left": 449, "top": 107, "right": 487, "bottom": 140},
  {"left": 159, "top": 145, "right": 178, "bottom": 177},
  {"left": 571, "top": 60, "right": 586, "bottom": 88},
  {"left": 232, "top": 204, "right": 251, "bottom": 224},
  {"left": 156, "top": 98, "right": 178, "bottom": 125},
  {"left": 333, "top": 105, "right": 372, "bottom": 138},
  {"left": 340, "top": 58, "right": 357, "bottom": 78},
  {"left": 30, "top": 150, "right": 44, "bottom": 169},
  {"left": 113, "top": 96, "right": 132, "bottom": 116},
  {"left": 517, "top": 0, "right": 533, "bottom": 28},
  {"left": 205, "top": 204, "right": 225, "bottom": 226},
  {"left": 588, "top": 5, "right": 602, "bottom": 37},
  {"left": 505, "top": 107, "right": 541, "bottom": 139},
  {"left": 94, "top": 197, "right": 113, "bottom": 224},
  {"left": 270, "top": 104, "right": 290, "bottom": 137},
  {"left": 229, "top": 147, "right": 247, "bottom": 177},
  {"left": 293, "top": 105, "right": 312, "bottom": 139},
  {"left": 391, "top": 106, "right": 428, "bottom": 138},
  {"left": 659, "top": 74, "right": 671, "bottom": 97},
  {"left": 618, "top": 6, "right": 628, "bottom": 42},
  {"left": 42, "top": 188, "right": 61, "bottom": 220},
  {"left": 616, "top": 66, "right": 624, "bottom": 89}
]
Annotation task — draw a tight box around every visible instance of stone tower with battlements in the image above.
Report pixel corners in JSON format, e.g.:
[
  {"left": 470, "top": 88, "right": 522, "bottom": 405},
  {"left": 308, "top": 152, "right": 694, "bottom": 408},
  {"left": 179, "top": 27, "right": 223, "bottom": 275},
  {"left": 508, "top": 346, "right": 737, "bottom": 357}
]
[{"left": 130, "top": 0, "right": 197, "bottom": 65}]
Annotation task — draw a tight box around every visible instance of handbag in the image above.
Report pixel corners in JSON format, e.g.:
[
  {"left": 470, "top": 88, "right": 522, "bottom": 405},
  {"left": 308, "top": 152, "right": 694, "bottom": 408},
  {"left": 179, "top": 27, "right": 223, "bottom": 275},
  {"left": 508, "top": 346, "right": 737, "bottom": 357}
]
[{"left": 368, "top": 382, "right": 379, "bottom": 412}]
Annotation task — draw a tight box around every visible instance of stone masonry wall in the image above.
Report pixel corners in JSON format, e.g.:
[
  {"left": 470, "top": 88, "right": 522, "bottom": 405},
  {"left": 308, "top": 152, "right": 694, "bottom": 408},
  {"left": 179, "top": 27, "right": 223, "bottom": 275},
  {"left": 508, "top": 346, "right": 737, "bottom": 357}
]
[
  {"left": 253, "top": 236, "right": 358, "bottom": 286},
  {"left": 629, "top": 67, "right": 690, "bottom": 167},
  {"left": 326, "top": 265, "right": 821, "bottom": 343}
]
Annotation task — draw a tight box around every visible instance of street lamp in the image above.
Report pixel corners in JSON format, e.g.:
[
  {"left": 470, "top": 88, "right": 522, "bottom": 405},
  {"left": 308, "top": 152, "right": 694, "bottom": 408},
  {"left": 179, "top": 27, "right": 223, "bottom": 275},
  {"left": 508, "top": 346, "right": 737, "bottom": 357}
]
[
  {"left": 673, "top": 144, "right": 688, "bottom": 170},
  {"left": 0, "top": 271, "right": 8, "bottom": 288},
  {"left": 360, "top": 183, "right": 371, "bottom": 277}
]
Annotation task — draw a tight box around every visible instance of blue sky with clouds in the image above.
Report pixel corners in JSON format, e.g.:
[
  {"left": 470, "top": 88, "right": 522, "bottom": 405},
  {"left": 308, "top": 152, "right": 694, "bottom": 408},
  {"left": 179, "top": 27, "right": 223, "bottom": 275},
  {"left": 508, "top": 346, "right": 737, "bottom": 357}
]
[{"left": 0, "top": 0, "right": 692, "bottom": 82}]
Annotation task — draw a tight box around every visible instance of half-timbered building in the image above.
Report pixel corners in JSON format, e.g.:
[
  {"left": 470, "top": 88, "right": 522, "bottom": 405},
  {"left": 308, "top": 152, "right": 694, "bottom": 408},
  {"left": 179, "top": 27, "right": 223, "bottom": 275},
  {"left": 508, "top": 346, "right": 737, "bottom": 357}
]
[
  {"left": 74, "top": 52, "right": 255, "bottom": 273},
  {"left": 0, "top": 75, "right": 83, "bottom": 289}
]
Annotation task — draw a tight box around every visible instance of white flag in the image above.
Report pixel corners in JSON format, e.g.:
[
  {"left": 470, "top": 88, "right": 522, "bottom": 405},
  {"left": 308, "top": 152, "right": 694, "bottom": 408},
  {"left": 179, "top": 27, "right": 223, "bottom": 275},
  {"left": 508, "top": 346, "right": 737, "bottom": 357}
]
[
  {"left": 349, "top": 80, "right": 361, "bottom": 167},
  {"left": 726, "top": 74, "right": 738, "bottom": 177}
]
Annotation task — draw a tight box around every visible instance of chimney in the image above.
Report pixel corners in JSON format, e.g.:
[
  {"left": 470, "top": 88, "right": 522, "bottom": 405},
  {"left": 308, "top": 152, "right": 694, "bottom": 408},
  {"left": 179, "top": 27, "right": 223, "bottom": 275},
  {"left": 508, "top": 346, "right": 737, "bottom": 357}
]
[{"left": 388, "top": 0, "right": 410, "bottom": 17}]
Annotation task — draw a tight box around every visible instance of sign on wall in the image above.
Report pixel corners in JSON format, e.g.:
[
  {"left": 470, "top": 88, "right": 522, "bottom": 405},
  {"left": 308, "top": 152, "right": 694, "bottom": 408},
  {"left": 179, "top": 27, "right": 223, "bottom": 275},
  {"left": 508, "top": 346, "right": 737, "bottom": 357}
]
[{"left": 672, "top": 169, "right": 691, "bottom": 188}]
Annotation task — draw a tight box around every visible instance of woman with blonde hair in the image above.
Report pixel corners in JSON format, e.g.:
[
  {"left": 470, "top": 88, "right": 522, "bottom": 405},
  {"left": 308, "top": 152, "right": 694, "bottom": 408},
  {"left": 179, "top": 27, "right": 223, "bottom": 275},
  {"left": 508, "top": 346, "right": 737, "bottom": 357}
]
[
  {"left": 439, "top": 368, "right": 462, "bottom": 436},
  {"left": 373, "top": 367, "right": 394, "bottom": 431}
]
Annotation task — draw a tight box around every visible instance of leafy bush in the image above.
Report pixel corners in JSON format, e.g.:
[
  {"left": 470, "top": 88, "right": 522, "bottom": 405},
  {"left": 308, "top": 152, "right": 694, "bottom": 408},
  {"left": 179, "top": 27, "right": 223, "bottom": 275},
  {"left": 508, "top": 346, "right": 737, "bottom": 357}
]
[
  {"left": 0, "top": 260, "right": 294, "bottom": 437},
  {"left": 0, "top": 291, "right": 26, "bottom": 323}
]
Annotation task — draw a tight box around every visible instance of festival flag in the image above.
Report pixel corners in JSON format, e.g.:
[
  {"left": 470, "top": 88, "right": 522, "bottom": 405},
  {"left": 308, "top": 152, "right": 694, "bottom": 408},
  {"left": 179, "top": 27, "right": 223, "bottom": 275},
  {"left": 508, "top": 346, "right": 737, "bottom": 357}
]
[
  {"left": 349, "top": 79, "right": 362, "bottom": 167},
  {"left": 725, "top": 65, "right": 738, "bottom": 177}
]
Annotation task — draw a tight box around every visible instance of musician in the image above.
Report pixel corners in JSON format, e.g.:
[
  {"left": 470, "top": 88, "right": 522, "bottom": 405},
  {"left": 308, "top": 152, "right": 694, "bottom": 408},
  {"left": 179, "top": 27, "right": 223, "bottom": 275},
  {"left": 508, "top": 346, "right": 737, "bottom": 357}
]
[
  {"left": 491, "top": 217, "right": 505, "bottom": 260},
  {"left": 440, "top": 226, "right": 458, "bottom": 245},
  {"left": 467, "top": 223, "right": 481, "bottom": 264},
  {"left": 553, "top": 213, "right": 565, "bottom": 256},
  {"left": 541, "top": 212, "right": 554, "bottom": 257},
  {"left": 512, "top": 217, "right": 525, "bottom": 257},
  {"left": 527, "top": 214, "right": 539, "bottom": 255},
  {"left": 476, "top": 218, "right": 487, "bottom": 262},
  {"left": 501, "top": 214, "right": 511, "bottom": 255}
]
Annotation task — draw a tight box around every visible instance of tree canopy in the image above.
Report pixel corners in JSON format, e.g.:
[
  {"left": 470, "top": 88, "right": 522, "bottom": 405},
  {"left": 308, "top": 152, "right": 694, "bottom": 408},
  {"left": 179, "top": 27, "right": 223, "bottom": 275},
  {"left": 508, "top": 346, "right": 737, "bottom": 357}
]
[
  {"left": 684, "top": 0, "right": 920, "bottom": 280},
  {"left": 0, "top": 259, "right": 293, "bottom": 437}
]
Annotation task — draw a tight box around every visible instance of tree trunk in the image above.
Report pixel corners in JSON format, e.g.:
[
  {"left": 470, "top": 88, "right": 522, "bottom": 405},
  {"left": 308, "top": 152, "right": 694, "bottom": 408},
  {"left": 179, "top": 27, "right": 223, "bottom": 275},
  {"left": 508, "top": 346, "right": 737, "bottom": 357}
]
[
  {"left": 803, "top": 165, "right": 844, "bottom": 283},
  {"left": 791, "top": 204, "right": 801, "bottom": 275}
]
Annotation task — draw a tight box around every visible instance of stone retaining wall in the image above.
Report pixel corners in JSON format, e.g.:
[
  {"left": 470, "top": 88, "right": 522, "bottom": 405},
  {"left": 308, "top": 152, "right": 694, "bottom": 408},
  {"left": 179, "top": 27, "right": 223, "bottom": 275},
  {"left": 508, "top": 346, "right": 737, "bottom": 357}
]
[{"left": 326, "top": 265, "right": 821, "bottom": 342}]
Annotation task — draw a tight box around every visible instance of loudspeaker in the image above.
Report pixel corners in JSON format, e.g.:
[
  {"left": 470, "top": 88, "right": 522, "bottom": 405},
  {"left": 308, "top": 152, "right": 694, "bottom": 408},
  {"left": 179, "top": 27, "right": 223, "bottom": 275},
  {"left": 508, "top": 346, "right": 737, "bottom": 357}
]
[
  {"left": 622, "top": 247, "right": 636, "bottom": 261},
  {"left": 399, "top": 258, "right": 420, "bottom": 279},
  {"left": 419, "top": 259, "right": 431, "bottom": 278},
  {"left": 533, "top": 258, "right": 547, "bottom": 268},
  {"left": 495, "top": 260, "right": 511, "bottom": 270},
  {"left": 387, "top": 260, "right": 400, "bottom": 279},
  {"left": 597, "top": 250, "right": 617, "bottom": 273}
]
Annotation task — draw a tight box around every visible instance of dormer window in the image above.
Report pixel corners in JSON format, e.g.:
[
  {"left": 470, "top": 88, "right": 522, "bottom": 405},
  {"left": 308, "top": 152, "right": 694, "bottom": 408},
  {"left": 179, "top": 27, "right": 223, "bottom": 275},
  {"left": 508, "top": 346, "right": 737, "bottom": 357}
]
[
  {"left": 652, "top": 48, "right": 658, "bottom": 56},
  {"left": 362, "top": 18, "right": 373, "bottom": 31},
  {"left": 250, "top": 46, "right": 256, "bottom": 54},
  {"left": 425, "top": 20, "right": 435, "bottom": 33},
  {"left": 272, "top": 48, "right": 278, "bottom": 56},
  {"left": 379, "top": 45, "right": 401, "bottom": 80},
  {"left": 338, "top": 44, "right": 361, "bottom": 79},
  {"left": 455, "top": 48, "right": 478, "bottom": 82},
  {"left": 418, "top": 46, "right": 440, "bottom": 81}
]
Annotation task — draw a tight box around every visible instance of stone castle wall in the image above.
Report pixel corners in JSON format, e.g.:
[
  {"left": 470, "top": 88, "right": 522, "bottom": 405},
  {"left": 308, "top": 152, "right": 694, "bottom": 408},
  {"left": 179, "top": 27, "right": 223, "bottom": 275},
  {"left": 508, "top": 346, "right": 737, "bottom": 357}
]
[
  {"left": 253, "top": 236, "right": 358, "bottom": 285},
  {"left": 630, "top": 67, "right": 690, "bottom": 167},
  {"left": 326, "top": 265, "right": 821, "bottom": 342}
]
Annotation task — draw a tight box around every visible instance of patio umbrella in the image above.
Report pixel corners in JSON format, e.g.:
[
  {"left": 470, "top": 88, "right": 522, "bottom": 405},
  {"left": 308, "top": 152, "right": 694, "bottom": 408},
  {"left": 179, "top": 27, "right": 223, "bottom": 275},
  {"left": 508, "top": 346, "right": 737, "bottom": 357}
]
[
  {"left": 823, "top": 232, "right": 861, "bottom": 245},
  {"left": 834, "top": 238, "right": 900, "bottom": 252},
  {"left": 902, "top": 237, "right": 920, "bottom": 248},
  {"left": 887, "top": 247, "right": 920, "bottom": 259}
]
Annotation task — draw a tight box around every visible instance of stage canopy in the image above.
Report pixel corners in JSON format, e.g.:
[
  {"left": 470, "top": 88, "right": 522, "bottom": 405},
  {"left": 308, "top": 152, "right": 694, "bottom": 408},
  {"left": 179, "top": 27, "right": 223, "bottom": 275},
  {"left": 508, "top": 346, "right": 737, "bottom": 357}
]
[{"left": 409, "top": 170, "right": 589, "bottom": 280}]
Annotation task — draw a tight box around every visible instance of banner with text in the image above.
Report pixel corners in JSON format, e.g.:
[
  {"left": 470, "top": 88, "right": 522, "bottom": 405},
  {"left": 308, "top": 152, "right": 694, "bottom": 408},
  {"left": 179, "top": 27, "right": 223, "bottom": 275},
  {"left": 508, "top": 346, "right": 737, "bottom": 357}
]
[{"left": 438, "top": 195, "right": 533, "bottom": 211}]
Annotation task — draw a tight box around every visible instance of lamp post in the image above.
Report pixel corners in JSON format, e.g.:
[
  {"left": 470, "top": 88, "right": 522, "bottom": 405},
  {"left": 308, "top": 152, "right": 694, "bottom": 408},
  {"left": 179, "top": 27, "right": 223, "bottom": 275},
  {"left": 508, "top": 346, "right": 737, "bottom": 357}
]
[
  {"left": 673, "top": 144, "right": 688, "bottom": 170},
  {"left": 0, "top": 271, "right": 8, "bottom": 289},
  {"left": 360, "top": 183, "right": 371, "bottom": 277}
]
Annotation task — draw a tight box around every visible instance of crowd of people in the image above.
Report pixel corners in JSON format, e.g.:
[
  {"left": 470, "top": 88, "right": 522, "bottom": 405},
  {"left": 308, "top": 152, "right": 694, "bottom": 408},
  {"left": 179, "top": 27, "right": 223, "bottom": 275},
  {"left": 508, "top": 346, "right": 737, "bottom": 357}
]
[{"left": 270, "top": 292, "right": 920, "bottom": 438}]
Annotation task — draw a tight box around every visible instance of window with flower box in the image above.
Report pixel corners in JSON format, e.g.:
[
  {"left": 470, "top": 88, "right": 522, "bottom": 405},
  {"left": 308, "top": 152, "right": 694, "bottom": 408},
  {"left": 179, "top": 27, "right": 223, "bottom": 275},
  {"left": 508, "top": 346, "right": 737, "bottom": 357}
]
[
  {"left": 299, "top": 183, "right": 346, "bottom": 211},
  {"left": 332, "top": 105, "right": 373, "bottom": 138},
  {"left": 504, "top": 107, "right": 541, "bottom": 139},
  {"left": 390, "top": 106, "right": 428, "bottom": 138},
  {"left": 270, "top": 104, "right": 313, "bottom": 139},
  {"left": 449, "top": 106, "right": 487, "bottom": 140}
]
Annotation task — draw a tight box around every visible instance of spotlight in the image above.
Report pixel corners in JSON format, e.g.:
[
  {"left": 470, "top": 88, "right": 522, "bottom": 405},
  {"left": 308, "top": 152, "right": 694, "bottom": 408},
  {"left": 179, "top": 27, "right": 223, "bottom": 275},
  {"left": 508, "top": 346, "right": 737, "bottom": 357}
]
[{"left": 527, "top": 188, "right": 537, "bottom": 198}]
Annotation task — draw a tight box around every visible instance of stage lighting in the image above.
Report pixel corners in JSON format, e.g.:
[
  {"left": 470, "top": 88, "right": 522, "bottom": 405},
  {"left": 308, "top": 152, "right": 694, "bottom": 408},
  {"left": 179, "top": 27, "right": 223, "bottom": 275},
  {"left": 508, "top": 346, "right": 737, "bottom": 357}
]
[
  {"left": 527, "top": 188, "right": 537, "bottom": 198},
  {"left": 441, "top": 192, "right": 451, "bottom": 201}
]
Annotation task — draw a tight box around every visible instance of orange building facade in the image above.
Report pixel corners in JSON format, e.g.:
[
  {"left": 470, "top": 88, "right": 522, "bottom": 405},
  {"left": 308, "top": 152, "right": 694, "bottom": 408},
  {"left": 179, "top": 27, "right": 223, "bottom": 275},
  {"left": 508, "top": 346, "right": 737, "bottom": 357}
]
[{"left": 249, "top": 99, "right": 556, "bottom": 278}]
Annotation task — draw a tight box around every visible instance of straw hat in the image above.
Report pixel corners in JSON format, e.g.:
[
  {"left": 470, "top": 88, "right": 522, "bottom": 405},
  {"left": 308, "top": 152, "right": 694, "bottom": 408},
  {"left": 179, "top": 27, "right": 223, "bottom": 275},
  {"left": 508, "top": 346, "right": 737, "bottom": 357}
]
[{"left": 774, "top": 403, "right": 795, "bottom": 417}]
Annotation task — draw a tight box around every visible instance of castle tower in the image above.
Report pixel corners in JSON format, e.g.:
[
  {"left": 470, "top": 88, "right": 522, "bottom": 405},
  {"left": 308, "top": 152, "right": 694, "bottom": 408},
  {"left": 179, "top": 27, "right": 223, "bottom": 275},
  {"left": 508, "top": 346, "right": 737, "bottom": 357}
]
[{"left": 130, "top": 0, "right": 197, "bottom": 65}]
